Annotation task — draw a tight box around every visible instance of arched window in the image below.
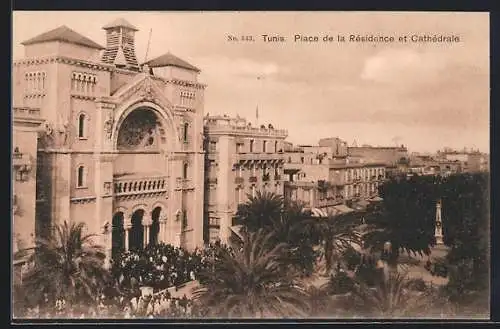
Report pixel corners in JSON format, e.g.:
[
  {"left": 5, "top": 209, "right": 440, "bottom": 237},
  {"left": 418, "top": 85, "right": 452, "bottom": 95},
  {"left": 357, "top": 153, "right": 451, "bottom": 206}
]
[
  {"left": 183, "top": 122, "right": 189, "bottom": 143},
  {"left": 77, "top": 165, "right": 85, "bottom": 188},
  {"left": 78, "top": 113, "right": 86, "bottom": 138},
  {"left": 183, "top": 162, "right": 188, "bottom": 179}
]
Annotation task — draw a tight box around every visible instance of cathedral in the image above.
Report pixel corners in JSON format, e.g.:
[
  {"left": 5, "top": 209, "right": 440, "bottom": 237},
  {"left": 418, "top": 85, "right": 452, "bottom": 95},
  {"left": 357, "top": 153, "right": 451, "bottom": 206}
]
[{"left": 12, "top": 18, "right": 206, "bottom": 263}]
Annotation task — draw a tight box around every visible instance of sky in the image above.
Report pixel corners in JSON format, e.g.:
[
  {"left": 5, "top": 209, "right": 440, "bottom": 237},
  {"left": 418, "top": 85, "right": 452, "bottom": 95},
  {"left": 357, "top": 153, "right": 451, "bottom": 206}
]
[{"left": 12, "top": 11, "right": 490, "bottom": 153}]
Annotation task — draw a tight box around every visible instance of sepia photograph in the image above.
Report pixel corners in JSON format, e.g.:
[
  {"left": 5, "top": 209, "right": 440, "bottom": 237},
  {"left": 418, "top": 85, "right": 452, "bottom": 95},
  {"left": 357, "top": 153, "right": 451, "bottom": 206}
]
[{"left": 11, "top": 11, "right": 490, "bottom": 320}]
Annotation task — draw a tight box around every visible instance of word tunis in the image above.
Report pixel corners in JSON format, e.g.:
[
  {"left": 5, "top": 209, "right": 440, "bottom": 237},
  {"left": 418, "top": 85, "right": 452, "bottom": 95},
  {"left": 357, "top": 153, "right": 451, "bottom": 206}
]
[{"left": 262, "top": 34, "right": 286, "bottom": 42}]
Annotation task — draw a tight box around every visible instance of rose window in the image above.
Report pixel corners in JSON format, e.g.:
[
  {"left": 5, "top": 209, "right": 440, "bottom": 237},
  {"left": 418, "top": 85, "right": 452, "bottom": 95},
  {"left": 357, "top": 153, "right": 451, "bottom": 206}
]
[{"left": 117, "top": 108, "right": 160, "bottom": 150}]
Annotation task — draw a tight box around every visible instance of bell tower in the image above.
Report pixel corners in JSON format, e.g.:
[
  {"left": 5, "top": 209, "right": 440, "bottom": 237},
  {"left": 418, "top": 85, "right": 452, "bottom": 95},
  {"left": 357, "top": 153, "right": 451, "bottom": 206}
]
[{"left": 101, "top": 18, "right": 139, "bottom": 70}]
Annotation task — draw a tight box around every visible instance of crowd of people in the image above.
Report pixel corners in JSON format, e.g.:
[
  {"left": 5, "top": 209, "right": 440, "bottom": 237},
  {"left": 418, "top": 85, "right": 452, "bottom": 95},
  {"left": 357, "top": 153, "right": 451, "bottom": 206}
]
[
  {"left": 21, "top": 291, "right": 197, "bottom": 318},
  {"left": 18, "top": 242, "right": 237, "bottom": 318},
  {"left": 111, "top": 242, "right": 236, "bottom": 290},
  {"left": 111, "top": 243, "right": 205, "bottom": 290}
]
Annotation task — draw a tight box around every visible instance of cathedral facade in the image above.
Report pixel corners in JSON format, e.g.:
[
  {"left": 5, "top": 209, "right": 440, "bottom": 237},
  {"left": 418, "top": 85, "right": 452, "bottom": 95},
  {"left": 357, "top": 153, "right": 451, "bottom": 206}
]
[{"left": 12, "top": 19, "right": 206, "bottom": 263}]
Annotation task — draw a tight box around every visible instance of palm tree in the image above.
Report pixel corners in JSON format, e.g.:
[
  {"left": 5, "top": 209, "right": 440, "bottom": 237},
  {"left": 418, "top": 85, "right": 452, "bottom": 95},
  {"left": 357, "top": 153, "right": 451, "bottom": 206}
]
[
  {"left": 20, "top": 221, "right": 108, "bottom": 310},
  {"left": 268, "top": 199, "right": 319, "bottom": 275},
  {"left": 235, "top": 191, "right": 284, "bottom": 233},
  {"left": 305, "top": 285, "right": 337, "bottom": 317},
  {"left": 192, "top": 229, "right": 309, "bottom": 318},
  {"left": 349, "top": 270, "right": 439, "bottom": 318},
  {"left": 317, "top": 180, "right": 332, "bottom": 199},
  {"left": 237, "top": 191, "right": 318, "bottom": 275},
  {"left": 314, "top": 212, "right": 363, "bottom": 275}
]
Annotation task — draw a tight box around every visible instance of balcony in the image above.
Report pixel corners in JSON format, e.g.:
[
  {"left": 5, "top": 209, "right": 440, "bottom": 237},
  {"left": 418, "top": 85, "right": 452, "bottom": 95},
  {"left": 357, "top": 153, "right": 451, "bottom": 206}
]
[
  {"left": 206, "top": 153, "right": 217, "bottom": 161},
  {"left": 249, "top": 176, "right": 258, "bottom": 183},
  {"left": 236, "top": 153, "right": 285, "bottom": 162},
  {"left": 235, "top": 177, "right": 245, "bottom": 184},
  {"left": 114, "top": 175, "right": 167, "bottom": 196},
  {"left": 205, "top": 123, "right": 288, "bottom": 138},
  {"left": 13, "top": 107, "right": 41, "bottom": 119},
  {"left": 208, "top": 217, "right": 220, "bottom": 227},
  {"left": 206, "top": 177, "right": 218, "bottom": 184},
  {"left": 12, "top": 150, "right": 33, "bottom": 181}
]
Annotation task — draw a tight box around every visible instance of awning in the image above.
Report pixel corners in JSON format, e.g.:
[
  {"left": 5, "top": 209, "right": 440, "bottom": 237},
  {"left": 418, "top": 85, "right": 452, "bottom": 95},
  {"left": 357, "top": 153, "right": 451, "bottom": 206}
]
[
  {"left": 333, "top": 204, "right": 355, "bottom": 214},
  {"left": 310, "top": 207, "right": 328, "bottom": 218},
  {"left": 357, "top": 200, "right": 370, "bottom": 207},
  {"left": 229, "top": 225, "right": 244, "bottom": 240}
]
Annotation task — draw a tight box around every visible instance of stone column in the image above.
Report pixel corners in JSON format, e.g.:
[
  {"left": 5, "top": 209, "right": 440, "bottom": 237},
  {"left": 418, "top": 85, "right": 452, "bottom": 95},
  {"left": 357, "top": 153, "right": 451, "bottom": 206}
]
[
  {"left": 159, "top": 215, "right": 168, "bottom": 243},
  {"left": 94, "top": 99, "right": 116, "bottom": 239},
  {"left": 175, "top": 232, "right": 182, "bottom": 248},
  {"left": 124, "top": 220, "right": 132, "bottom": 252},
  {"left": 143, "top": 214, "right": 152, "bottom": 248},
  {"left": 435, "top": 200, "right": 444, "bottom": 245}
]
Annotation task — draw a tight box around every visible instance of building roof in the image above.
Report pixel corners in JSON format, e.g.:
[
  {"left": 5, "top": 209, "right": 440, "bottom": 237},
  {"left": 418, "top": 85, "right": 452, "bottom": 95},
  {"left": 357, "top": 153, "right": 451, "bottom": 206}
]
[
  {"left": 102, "top": 18, "right": 138, "bottom": 31},
  {"left": 144, "top": 52, "right": 201, "bottom": 72},
  {"left": 21, "top": 25, "right": 105, "bottom": 50}
]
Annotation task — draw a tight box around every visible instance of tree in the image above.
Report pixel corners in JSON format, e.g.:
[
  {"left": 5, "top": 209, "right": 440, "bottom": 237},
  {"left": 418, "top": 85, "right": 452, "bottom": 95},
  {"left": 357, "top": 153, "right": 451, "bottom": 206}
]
[
  {"left": 269, "top": 199, "right": 319, "bottom": 275},
  {"left": 348, "top": 270, "right": 440, "bottom": 318},
  {"left": 192, "top": 229, "right": 309, "bottom": 318},
  {"left": 19, "top": 221, "right": 108, "bottom": 309},
  {"left": 235, "top": 191, "right": 283, "bottom": 233},
  {"left": 317, "top": 180, "right": 332, "bottom": 199},
  {"left": 362, "top": 173, "right": 489, "bottom": 313},
  {"left": 235, "top": 191, "right": 318, "bottom": 275},
  {"left": 439, "top": 173, "right": 489, "bottom": 306},
  {"left": 314, "top": 211, "right": 363, "bottom": 274},
  {"left": 363, "top": 175, "right": 440, "bottom": 263}
]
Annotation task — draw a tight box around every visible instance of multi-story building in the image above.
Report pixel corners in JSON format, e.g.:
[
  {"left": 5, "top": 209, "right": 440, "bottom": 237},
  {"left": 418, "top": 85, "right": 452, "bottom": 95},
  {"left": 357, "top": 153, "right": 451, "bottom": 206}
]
[
  {"left": 437, "top": 149, "right": 489, "bottom": 173},
  {"left": 283, "top": 140, "right": 386, "bottom": 216},
  {"left": 12, "top": 107, "right": 45, "bottom": 255},
  {"left": 12, "top": 19, "right": 206, "bottom": 264},
  {"left": 348, "top": 145, "right": 409, "bottom": 175},
  {"left": 203, "top": 115, "right": 288, "bottom": 244}
]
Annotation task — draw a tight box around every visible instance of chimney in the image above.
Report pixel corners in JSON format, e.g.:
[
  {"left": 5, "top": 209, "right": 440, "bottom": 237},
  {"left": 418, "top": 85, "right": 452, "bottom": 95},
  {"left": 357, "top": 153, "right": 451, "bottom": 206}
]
[{"left": 101, "top": 18, "right": 139, "bottom": 70}]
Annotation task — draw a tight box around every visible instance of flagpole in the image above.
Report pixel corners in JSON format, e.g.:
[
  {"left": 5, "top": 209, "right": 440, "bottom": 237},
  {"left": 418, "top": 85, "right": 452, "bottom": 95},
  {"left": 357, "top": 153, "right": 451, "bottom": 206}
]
[
  {"left": 256, "top": 76, "right": 263, "bottom": 127},
  {"left": 256, "top": 105, "right": 259, "bottom": 127},
  {"left": 144, "top": 28, "right": 153, "bottom": 63}
]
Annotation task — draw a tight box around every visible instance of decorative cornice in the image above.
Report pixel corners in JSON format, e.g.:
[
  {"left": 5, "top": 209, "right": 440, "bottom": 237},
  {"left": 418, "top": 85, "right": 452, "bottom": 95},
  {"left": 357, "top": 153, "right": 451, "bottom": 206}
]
[
  {"left": 70, "top": 196, "right": 97, "bottom": 204},
  {"left": 70, "top": 94, "right": 97, "bottom": 101},
  {"left": 115, "top": 191, "right": 167, "bottom": 202},
  {"left": 174, "top": 106, "right": 196, "bottom": 113},
  {"left": 23, "top": 93, "right": 46, "bottom": 98},
  {"left": 164, "top": 78, "right": 206, "bottom": 90},
  {"left": 14, "top": 56, "right": 114, "bottom": 71}
]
